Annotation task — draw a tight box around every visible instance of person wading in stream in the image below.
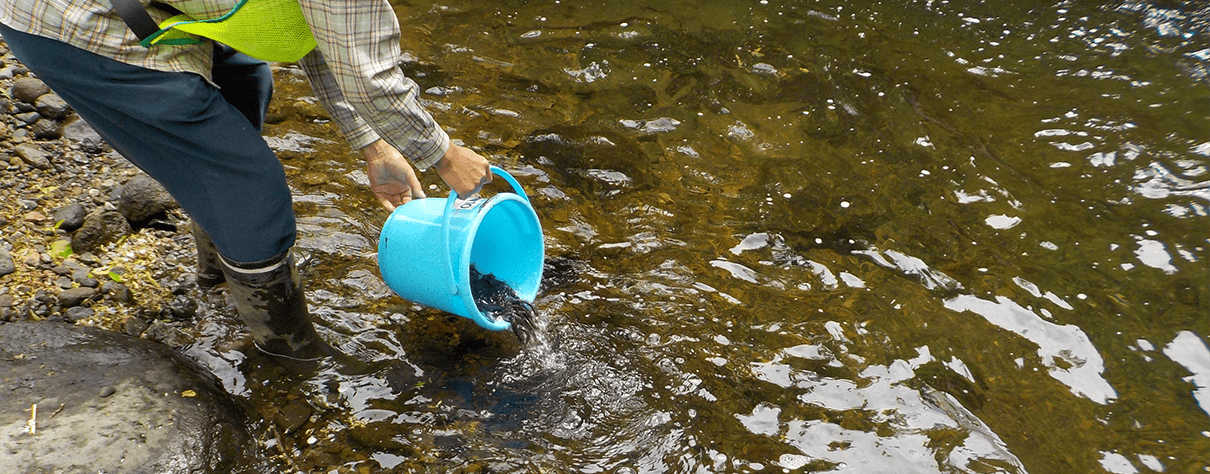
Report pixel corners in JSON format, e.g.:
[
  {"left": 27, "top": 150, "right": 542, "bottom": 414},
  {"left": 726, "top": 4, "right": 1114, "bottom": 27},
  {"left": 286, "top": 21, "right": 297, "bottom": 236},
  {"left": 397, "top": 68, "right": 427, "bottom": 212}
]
[{"left": 0, "top": 0, "right": 493, "bottom": 360}]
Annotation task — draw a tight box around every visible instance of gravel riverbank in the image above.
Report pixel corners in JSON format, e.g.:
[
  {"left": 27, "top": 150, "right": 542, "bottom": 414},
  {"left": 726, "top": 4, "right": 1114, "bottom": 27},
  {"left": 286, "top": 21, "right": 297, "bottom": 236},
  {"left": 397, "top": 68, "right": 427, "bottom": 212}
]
[
  {"left": 0, "top": 38, "right": 245, "bottom": 346},
  {"left": 0, "top": 37, "right": 334, "bottom": 473}
]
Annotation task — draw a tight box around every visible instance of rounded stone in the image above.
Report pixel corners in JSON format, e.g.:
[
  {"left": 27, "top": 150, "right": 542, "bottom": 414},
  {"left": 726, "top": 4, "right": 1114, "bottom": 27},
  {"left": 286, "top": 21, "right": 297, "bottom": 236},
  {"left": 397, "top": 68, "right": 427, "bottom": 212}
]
[
  {"left": 34, "top": 93, "right": 71, "bottom": 120},
  {"left": 0, "top": 321, "right": 269, "bottom": 473},
  {"left": 117, "top": 175, "right": 178, "bottom": 224},
  {"left": 71, "top": 210, "right": 132, "bottom": 254},
  {"left": 51, "top": 202, "right": 88, "bottom": 232},
  {"left": 56, "top": 286, "right": 97, "bottom": 307},
  {"left": 62, "top": 305, "right": 94, "bottom": 322},
  {"left": 9, "top": 77, "right": 50, "bottom": 104}
]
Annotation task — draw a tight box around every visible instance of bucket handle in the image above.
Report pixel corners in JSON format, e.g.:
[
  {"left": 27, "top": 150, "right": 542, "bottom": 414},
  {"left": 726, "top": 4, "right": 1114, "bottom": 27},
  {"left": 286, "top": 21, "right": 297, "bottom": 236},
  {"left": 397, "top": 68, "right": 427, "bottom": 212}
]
[
  {"left": 442, "top": 166, "right": 529, "bottom": 296},
  {"left": 489, "top": 165, "right": 530, "bottom": 203}
]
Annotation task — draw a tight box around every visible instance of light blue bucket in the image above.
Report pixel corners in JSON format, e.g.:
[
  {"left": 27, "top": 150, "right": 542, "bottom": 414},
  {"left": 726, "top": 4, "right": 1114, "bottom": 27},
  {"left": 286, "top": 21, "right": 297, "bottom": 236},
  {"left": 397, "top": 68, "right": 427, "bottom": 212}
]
[{"left": 377, "top": 166, "right": 543, "bottom": 331}]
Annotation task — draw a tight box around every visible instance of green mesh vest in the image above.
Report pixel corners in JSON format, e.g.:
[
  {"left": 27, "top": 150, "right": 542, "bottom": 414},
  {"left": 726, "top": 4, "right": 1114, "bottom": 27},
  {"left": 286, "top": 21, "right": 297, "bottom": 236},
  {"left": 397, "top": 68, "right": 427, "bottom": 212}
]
[{"left": 114, "top": 0, "right": 317, "bottom": 62}]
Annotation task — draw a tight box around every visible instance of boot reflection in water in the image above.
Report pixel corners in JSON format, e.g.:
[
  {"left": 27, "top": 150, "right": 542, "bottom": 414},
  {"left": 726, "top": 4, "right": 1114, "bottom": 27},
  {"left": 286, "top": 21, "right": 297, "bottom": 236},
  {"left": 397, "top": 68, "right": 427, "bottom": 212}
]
[{"left": 218, "top": 251, "right": 332, "bottom": 361}]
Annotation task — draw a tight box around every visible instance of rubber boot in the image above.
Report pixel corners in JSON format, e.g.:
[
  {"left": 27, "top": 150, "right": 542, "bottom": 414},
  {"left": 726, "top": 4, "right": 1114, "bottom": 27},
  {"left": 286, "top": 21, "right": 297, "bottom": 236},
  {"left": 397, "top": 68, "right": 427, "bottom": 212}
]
[
  {"left": 191, "top": 222, "right": 226, "bottom": 288},
  {"left": 220, "top": 251, "right": 332, "bottom": 361}
]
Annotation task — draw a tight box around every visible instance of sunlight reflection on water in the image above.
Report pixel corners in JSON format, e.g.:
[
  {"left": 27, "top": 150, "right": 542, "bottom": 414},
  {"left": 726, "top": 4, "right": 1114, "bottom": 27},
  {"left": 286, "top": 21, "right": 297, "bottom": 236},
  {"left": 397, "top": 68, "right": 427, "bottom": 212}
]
[
  {"left": 208, "top": 0, "right": 1210, "bottom": 471},
  {"left": 944, "top": 295, "right": 1117, "bottom": 405}
]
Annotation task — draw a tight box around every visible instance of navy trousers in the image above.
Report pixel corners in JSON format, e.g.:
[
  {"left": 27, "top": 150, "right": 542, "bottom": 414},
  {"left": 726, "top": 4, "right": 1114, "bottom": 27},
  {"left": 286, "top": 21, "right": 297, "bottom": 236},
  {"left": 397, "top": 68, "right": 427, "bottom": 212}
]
[{"left": 1, "top": 24, "right": 296, "bottom": 264}]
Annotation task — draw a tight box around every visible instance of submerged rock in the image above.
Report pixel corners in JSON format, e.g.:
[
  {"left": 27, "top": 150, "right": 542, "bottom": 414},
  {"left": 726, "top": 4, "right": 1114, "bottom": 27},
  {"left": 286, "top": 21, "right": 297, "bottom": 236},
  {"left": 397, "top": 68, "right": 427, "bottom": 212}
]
[
  {"left": 517, "top": 125, "right": 652, "bottom": 197},
  {"left": 0, "top": 321, "right": 270, "bottom": 473}
]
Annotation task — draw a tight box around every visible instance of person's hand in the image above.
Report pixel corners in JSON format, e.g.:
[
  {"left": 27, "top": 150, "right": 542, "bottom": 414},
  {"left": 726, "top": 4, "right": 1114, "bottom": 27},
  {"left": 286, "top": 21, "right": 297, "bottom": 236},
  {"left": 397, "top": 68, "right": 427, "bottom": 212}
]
[
  {"left": 362, "top": 139, "right": 426, "bottom": 212},
  {"left": 435, "top": 144, "right": 492, "bottom": 199}
]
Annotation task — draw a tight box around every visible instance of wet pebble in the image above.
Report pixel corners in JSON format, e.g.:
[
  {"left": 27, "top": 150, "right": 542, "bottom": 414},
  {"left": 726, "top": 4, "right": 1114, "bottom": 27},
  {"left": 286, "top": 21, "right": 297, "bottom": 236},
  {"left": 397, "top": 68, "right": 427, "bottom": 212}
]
[
  {"left": 63, "top": 306, "right": 93, "bottom": 322},
  {"left": 51, "top": 203, "right": 87, "bottom": 230},
  {"left": 143, "top": 320, "right": 192, "bottom": 347},
  {"left": 124, "top": 316, "right": 148, "bottom": 336},
  {"left": 102, "top": 280, "right": 133, "bottom": 303},
  {"left": 0, "top": 249, "right": 14, "bottom": 277},
  {"left": 12, "top": 143, "right": 49, "bottom": 169},
  {"left": 57, "top": 286, "right": 97, "bottom": 307}
]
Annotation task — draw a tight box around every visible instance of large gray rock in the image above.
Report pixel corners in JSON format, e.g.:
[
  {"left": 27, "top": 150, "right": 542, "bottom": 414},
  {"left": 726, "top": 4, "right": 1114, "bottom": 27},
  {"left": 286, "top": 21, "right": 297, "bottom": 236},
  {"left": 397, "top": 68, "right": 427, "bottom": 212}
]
[
  {"left": 62, "top": 118, "right": 107, "bottom": 153},
  {"left": 51, "top": 202, "right": 88, "bottom": 232},
  {"left": 0, "top": 321, "right": 271, "bottom": 473},
  {"left": 117, "top": 175, "right": 178, "bottom": 224},
  {"left": 71, "top": 209, "right": 132, "bottom": 253},
  {"left": 56, "top": 286, "right": 97, "bottom": 308},
  {"left": 12, "top": 143, "right": 51, "bottom": 170},
  {"left": 34, "top": 93, "right": 70, "bottom": 120},
  {"left": 10, "top": 76, "right": 49, "bottom": 104}
]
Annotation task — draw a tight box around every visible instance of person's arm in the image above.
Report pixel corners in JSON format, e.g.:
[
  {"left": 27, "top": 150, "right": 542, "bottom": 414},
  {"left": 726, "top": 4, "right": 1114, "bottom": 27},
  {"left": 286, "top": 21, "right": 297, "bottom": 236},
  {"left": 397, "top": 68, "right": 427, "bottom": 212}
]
[
  {"left": 297, "top": 0, "right": 491, "bottom": 202},
  {"left": 296, "top": 49, "right": 381, "bottom": 152},
  {"left": 296, "top": 0, "right": 447, "bottom": 168}
]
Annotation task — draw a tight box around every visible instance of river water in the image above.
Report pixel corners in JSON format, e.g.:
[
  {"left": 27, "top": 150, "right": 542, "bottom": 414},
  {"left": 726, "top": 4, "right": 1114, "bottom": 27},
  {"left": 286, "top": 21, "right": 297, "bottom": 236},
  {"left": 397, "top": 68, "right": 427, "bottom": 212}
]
[{"left": 191, "top": 0, "right": 1208, "bottom": 472}]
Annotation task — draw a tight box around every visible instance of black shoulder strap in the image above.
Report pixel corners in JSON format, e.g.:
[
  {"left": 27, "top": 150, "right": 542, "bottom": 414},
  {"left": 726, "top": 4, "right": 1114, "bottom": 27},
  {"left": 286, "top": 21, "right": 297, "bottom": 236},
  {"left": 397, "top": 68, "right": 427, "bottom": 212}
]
[{"left": 110, "top": 0, "right": 161, "bottom": 40}]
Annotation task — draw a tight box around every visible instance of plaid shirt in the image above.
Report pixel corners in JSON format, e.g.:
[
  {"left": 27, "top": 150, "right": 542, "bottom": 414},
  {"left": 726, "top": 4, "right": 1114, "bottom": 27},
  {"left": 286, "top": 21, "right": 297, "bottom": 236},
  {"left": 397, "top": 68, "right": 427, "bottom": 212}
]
[{"left": 0, "top": 0, "right": 448, "bottom": 168}]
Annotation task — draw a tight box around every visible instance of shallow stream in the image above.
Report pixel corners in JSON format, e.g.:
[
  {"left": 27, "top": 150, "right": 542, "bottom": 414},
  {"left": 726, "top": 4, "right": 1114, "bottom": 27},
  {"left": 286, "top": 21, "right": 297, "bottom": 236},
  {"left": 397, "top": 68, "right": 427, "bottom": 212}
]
[{"left": 190, "top": 0, "right": 1208, "bottom": 472}]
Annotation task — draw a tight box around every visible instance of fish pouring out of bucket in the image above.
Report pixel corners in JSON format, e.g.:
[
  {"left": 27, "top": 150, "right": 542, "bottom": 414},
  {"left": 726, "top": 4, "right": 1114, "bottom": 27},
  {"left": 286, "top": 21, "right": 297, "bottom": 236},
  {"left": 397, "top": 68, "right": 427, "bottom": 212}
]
[
  {"left": 377, "top": 166, "right": 544, "bottom": 342},
  {"left": 469, "top": 266, "right": 539, "bottom": 344}
]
